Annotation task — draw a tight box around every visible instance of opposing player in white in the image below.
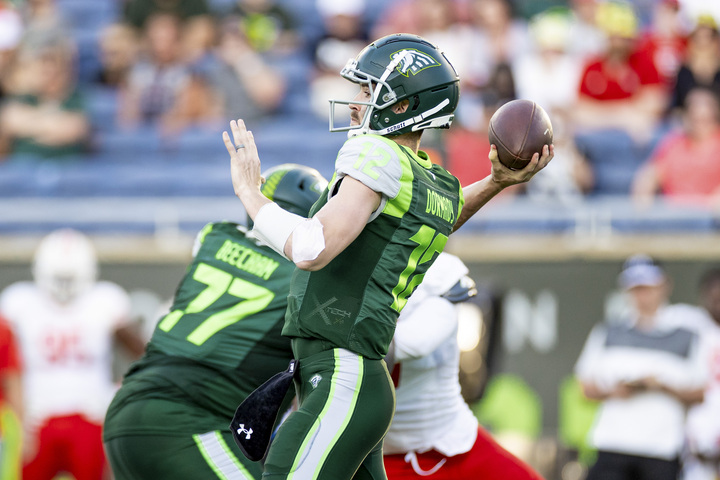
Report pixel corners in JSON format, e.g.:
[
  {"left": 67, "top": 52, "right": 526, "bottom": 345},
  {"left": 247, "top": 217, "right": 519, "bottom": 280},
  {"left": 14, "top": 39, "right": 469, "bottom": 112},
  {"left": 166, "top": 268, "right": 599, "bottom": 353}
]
[
  {"left": 0, "top": 229, "right": 145, "bottom": 480},
  {"left": 383, "top": 252, "right": 543, "bottom": 479}
]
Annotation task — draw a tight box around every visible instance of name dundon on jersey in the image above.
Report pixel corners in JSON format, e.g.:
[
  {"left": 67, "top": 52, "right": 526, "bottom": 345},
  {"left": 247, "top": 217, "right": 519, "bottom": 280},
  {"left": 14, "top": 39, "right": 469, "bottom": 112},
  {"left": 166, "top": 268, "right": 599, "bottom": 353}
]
[
  {"left": 105, "top": 222, "right": 295, "bottom": 437},
  {"left": 283, "top": 134, "right": 463, "bottom": 359}
]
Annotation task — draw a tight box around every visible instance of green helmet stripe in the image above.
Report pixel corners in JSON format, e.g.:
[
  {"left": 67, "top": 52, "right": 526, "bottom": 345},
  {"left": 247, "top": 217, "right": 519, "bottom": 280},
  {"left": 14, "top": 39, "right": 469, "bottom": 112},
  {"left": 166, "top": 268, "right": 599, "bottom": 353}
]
[{"left": 261, "top": 170, "right": 287, "bottom": 201}]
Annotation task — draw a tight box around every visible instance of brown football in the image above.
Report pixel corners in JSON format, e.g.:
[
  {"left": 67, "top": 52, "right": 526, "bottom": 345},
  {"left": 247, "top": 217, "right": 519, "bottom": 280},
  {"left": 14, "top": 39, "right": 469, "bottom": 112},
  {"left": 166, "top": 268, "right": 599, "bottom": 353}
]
[{"left": 488, "top": 99, "right": 553, "bottom": 170}]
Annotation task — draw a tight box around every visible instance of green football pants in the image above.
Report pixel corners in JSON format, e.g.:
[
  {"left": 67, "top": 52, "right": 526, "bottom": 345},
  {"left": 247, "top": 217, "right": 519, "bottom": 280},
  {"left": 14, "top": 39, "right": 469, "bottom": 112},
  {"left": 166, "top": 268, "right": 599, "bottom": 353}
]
[
  {"left": 104, "top": 398, "right": 261, "bottom": 480},
  {"left": 262, "top": 344, "right": 396, "bottom": 480}
]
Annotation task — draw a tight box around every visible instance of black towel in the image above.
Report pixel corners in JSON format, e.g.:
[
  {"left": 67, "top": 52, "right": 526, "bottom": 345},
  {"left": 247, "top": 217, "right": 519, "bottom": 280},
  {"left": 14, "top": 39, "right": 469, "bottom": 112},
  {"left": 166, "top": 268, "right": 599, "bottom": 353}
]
[{"left": 229, "top": 359, "right": 297, "bottom": 462}]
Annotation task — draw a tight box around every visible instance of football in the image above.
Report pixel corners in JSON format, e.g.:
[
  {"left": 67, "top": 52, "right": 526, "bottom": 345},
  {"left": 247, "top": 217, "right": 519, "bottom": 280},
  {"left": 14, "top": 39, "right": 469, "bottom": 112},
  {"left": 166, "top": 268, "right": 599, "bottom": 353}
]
[{"left": 488, "top": 99, "right": 553, "bottom": 170}]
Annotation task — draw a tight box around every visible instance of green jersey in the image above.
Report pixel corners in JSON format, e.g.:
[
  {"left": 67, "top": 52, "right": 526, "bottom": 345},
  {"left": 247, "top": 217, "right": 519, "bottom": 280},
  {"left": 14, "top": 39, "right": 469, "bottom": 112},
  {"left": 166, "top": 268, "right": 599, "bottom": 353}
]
[
  {"left": 283, "top": 134, "right": 464, "bottom": 360},
  {"left": 105, "top": 222, "right": 295, "bottom": 437}
]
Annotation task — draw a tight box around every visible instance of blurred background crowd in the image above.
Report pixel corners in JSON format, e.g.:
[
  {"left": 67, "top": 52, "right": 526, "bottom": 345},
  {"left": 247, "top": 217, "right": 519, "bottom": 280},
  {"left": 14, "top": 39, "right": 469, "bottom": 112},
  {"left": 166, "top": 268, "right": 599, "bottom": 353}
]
[
  {"left": 0, "top": 0, "right": 718, "bottom": 206},
  {"left": 1, "top": 0, "right": 720, "bottom": 479}
]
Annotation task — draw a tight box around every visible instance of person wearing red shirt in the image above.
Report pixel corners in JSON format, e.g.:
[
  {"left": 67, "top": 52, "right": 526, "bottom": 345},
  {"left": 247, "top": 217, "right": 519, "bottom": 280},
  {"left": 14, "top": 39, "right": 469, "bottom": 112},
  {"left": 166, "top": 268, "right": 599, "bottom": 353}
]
[
  {"left": 632, "top": 87, "right": 720, "bottom": 205},
  {"left": 636, "top": 0, "right": 688, "bottom": 91},
  {"left": 571, "top": 1, "right": 667, "bottom": 194},
  {"left": 574, "top": 1, "right": 665, "bottom": 140}
]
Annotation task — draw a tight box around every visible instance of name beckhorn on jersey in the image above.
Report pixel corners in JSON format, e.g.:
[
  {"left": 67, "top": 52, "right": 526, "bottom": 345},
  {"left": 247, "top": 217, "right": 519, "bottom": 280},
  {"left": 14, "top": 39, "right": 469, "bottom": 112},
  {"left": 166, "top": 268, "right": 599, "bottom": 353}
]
[{"left": 392, "top": 49, "right": 441, "bottom": 77}]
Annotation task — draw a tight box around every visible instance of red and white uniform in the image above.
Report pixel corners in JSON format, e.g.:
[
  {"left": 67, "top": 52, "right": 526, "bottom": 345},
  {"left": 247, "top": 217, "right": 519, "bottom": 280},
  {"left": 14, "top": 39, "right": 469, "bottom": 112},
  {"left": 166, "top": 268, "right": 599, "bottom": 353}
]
[
  {"left": 0, "top": 280, "right": 131, "bottom": 480},
  {"left": 383, "top": 253, "right": 542, "bottom": 479}
]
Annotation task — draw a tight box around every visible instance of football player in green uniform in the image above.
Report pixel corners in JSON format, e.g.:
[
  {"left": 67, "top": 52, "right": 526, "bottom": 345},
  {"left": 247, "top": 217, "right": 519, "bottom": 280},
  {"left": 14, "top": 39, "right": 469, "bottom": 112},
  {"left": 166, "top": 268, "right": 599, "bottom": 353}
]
[
  {"left": 225, "top": 33, "right": 554, "bottom": 480},
  {"left": 103, "top": 164, "right": 328, "bottom": 479}
]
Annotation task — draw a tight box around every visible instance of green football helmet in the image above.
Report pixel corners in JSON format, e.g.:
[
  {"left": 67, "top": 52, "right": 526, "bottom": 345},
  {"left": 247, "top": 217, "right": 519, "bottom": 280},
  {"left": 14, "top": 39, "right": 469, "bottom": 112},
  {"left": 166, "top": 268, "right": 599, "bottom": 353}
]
[
  {"left": 247, "top": 163, "right": 328, "bottom": 227},
  {"left": 329, "top": 33, "right": 460, "bottom": 137}
]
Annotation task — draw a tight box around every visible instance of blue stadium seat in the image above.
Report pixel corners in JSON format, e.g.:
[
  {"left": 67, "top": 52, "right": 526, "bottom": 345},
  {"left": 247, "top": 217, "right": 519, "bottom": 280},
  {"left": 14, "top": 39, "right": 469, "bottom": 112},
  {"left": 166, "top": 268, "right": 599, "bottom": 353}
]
[
  {"left": 95, "top": 126, "right": 165, "bottom": 162},
  {"left": 56, "top": 0, "right": 118, "bottom": 31},
  {"left": 73, "top": 28, "right": 103, "bottom": 84},
  {"left": 574, "top": 129, "right": 656, "bottom": 196},
  {"left": 86, "top": 87, "right": 119, "bottom": 132}
]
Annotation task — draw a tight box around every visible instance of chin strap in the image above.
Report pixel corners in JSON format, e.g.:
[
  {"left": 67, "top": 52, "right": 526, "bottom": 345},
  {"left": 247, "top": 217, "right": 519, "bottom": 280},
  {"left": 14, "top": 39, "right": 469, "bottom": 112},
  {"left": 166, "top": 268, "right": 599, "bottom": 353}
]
[{"left": 404, "top": 451, "right": 447, "bottom": 476}]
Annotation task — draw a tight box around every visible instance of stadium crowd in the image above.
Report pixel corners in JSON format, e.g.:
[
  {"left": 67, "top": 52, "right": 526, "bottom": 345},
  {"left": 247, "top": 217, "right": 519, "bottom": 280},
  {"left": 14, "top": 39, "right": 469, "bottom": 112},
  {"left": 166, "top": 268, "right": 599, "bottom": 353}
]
[{"left": 0, "top": 0, "right": 718, "bottom": 203}]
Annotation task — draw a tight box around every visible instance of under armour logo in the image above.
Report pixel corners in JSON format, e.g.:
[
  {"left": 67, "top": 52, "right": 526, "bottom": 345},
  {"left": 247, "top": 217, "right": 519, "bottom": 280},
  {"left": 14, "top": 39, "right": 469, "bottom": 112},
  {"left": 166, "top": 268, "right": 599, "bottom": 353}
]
[
  {"left": 236, "top": 424, "right": 253, "bottom": 440},
  {"left": 310, "top": 374, "right": 322, "bottom": 389},
  {"left": 392, "top": 49, "right": 440, "bottom": 77}
]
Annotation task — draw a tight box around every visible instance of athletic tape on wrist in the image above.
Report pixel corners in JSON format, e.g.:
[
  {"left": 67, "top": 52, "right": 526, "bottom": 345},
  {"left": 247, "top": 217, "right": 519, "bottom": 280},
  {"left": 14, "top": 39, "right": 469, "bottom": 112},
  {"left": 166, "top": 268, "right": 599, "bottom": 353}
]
[{"left": 252, "top": 203, "right": 304, "bottom": 259}]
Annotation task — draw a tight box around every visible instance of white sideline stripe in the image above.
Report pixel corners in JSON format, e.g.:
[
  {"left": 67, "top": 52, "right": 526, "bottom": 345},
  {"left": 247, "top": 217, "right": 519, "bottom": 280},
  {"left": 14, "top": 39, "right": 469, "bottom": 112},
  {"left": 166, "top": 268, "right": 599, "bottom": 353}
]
[
  {"left": 194, "top": 431, "right": 253, "bottom": 480},
  {"left": 290, "top": 349, "right": 362, "bottom": 478}
]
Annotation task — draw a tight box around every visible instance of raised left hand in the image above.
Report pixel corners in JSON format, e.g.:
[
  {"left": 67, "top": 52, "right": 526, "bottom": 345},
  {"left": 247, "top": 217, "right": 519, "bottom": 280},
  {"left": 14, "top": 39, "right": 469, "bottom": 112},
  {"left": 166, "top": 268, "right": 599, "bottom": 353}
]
[{"left": 223, "top": 119, "right": 263, "bottom": 199}]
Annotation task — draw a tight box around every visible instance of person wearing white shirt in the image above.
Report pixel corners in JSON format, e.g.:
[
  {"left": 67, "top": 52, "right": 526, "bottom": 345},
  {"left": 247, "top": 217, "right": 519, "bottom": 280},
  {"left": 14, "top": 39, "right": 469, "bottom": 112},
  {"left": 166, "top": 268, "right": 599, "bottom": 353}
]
[{"left": 575, "top": 254, "right": 708, "bottom": 480}]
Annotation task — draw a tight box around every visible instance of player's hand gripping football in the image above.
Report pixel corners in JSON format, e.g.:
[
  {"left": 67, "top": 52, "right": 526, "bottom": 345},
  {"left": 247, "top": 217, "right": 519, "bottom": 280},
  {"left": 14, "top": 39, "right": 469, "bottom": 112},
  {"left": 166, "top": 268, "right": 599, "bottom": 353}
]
[{"left": 489, "top": 143, "right": 554, "bottom": 188}]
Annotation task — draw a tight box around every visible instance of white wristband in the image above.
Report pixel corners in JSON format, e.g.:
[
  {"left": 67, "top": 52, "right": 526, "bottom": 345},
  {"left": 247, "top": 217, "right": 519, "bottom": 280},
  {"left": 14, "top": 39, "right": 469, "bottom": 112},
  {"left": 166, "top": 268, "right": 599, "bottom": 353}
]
[{"left": 252, "top": 203, "right": 305, "bottom": 259}]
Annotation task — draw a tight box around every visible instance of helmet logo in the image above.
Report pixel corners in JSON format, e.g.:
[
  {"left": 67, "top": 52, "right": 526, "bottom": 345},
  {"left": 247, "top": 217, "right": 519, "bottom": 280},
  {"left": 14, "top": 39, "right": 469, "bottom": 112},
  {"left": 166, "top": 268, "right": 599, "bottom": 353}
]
[{"left": 391, "top": 49, "right": 440, "bottom": 77}]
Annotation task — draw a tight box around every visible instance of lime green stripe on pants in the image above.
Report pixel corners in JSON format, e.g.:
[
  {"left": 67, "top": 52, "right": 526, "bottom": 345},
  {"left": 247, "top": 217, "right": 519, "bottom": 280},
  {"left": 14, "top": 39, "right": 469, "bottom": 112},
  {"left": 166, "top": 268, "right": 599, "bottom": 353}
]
[
  {"left": 0, "top": 405, "right": 22, "bottom": 480},
  {"left": 263, "top": 348, "right": 395, "bottom": 479}
]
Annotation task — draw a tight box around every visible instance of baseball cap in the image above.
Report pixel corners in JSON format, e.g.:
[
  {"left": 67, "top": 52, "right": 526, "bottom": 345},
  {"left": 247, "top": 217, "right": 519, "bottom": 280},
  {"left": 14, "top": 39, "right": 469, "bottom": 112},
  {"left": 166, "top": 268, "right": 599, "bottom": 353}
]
[
  {"left": 595, "top": 1, "right": 638, "bottom": 39},
  {"left": 618, "top": 254, "right": 665, "bottom": 289}
]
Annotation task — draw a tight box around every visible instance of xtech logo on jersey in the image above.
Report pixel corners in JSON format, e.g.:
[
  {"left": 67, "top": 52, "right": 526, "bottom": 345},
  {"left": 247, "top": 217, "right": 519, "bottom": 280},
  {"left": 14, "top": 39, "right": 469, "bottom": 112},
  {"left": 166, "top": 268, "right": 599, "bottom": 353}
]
[{"left": 391, "top": 49, "right": 440, "bottom": 77}]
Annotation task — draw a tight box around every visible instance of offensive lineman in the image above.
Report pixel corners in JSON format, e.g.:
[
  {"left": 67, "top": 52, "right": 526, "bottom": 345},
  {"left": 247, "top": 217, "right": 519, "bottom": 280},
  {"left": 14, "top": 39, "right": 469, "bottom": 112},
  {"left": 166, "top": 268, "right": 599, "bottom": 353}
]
[
  {"left": 225, "top": 33, "right": 553, "bottom": 479},
  {"left": 103, "top": 165, "right": 327, "bottom": 479}
]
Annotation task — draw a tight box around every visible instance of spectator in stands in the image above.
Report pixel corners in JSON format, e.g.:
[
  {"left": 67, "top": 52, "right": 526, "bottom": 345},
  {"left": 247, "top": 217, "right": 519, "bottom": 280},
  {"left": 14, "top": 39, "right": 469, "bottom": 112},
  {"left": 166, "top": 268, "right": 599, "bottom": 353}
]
[
  {"left": 668, "top": 14, "right": 720, "bottom": 118},
  {"left": 370, "top": 0, "right": 465, "bottom": 48},
  {"left": 466, "top": 0, "right": 530, "bottom": 77},
  {"left": 209, "top": 18, "right": 286, "bottom": 123},
  {"left": 514, "top": 8, "right": 582, "bottom": 120},
  {"left": 371, "top": 0, "right": 467, "bottom": 77},
  {"left": 0, "top": 314, "right": 22, "bottom": 480},
  {"left": 512, "top": 8, "right": 592, "bottom": 201},
  {"left": 575, "top": 254, "right": 708, "bottom": 480},
  {"left": 157, "top": 61, "right": 225, "bottom": 137},
  {"left": 123, "top": 0, "right": 211, "bottom": 30},
  {"left": 684, "top": 267, "right": 720, "bottom": 480},
  {"left": 571, "top": 1, "right": 666, "bottom": 194},
  {"left": 224, "top": 0, "right": 300, "bottom": 54},
  {"left": 460, "top": 0, "right": 528, "bottom": 124},
  {"left": 17, "top": 0, "right": 68, "bottom": 40},
  {"left": 95, "top": 22, "right": 140, "bottom": 89},
  {"left": 636, "top": 0, "right": 688, "bottom": 92},
  {"left": 631, "top": 87, "right": 720, "bottom": 207},
  {"left": 0, "top": 229, "right": 145, "bottom": 480},
  {"left": 370, "top": 0, "right": 476, "bottom": 158},
  {"left": 118, "top": 13, "right": 191, "bottom": 129},
  {"left": 0, "top": 2, "right": 22, "bottom": 102},
  {"left": 573, "top": 1, "right": 665, "bottom": 142},
  {"left": 181, "top": 14, "right": 216, "bottom": 64},
  {"left": 0, "top": 32, "right": 90, "bottom": 161},
  {"left": 566, "top": 0, "right": 607, "bottom": 61},
  {"left": 309, "top": 0, "right": 369, "bottom": 121}
]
